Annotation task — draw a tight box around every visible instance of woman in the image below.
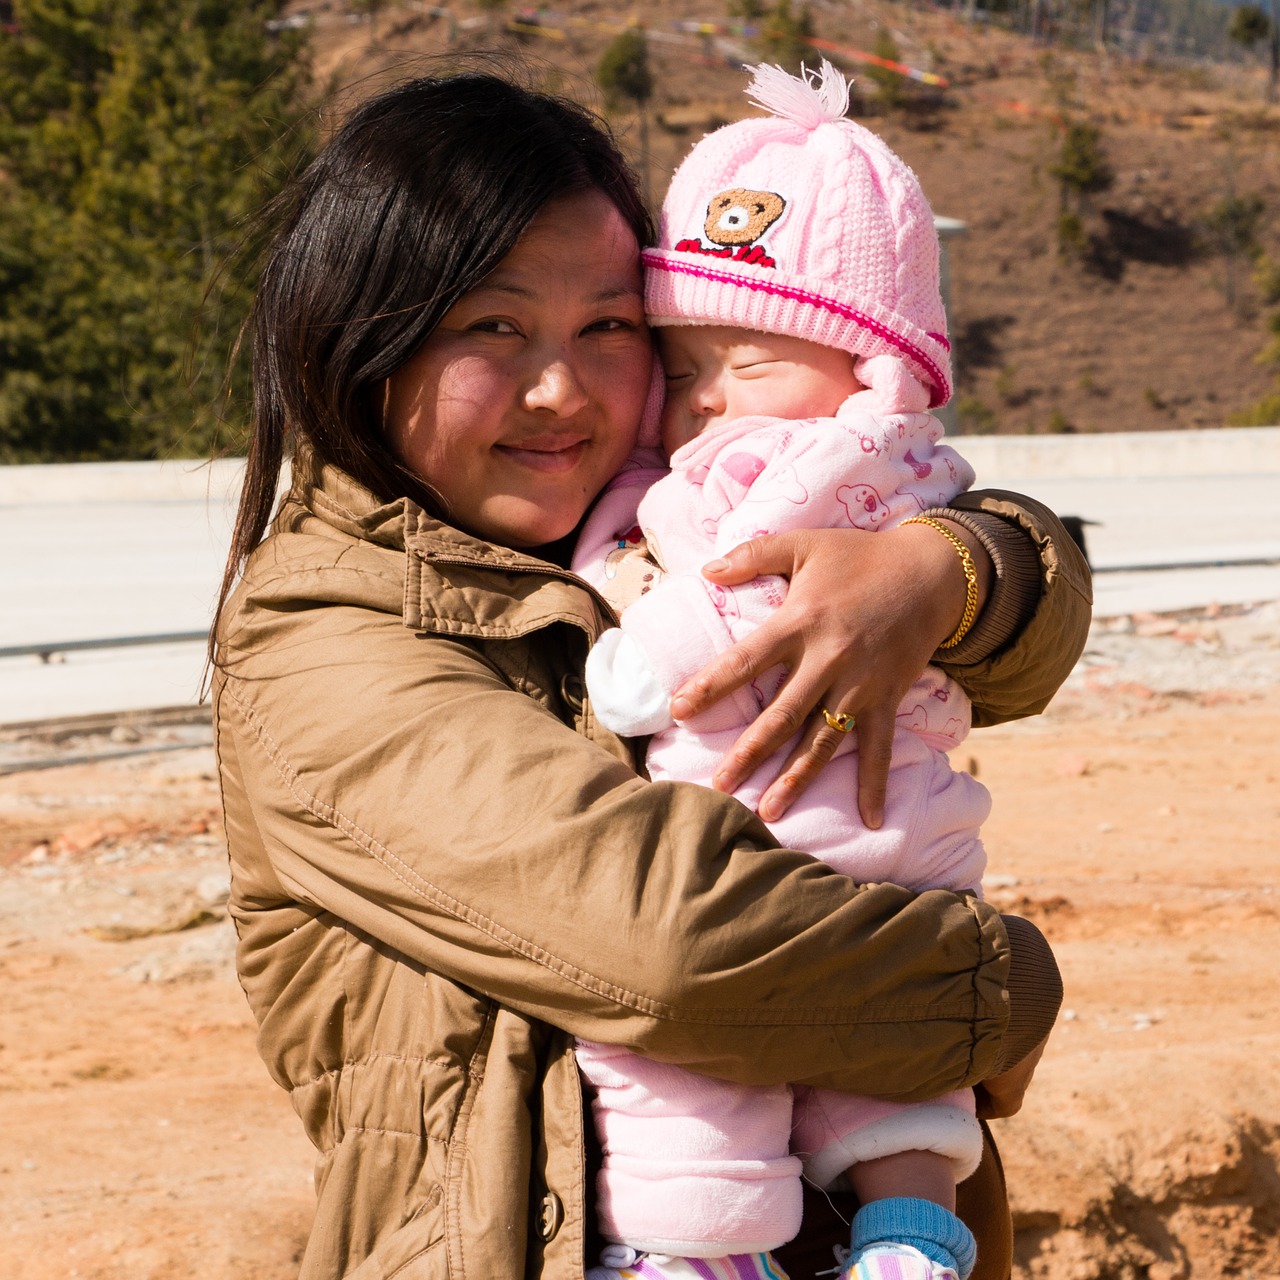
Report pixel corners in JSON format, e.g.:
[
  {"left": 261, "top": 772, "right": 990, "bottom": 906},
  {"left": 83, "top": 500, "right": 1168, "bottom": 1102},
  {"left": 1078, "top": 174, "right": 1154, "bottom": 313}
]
[{"left": 213, "top": 72, "right": 1090, "bottom": 1280}]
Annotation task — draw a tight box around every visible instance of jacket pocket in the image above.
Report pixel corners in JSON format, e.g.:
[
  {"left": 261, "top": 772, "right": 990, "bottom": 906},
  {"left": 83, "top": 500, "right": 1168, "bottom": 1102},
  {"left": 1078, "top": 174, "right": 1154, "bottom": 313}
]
[{"left": 344, "top": 1185, "right": 446, "bottom": 1280}]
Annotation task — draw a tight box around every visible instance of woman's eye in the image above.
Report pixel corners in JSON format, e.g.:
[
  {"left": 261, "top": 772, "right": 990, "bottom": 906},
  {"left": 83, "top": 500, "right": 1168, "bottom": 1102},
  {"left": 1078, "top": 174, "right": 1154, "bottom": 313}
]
[
  {"left": 583, "top": 317, "right": 638, "bottom": 334},
  {"left": 468, "top": 319, "right": 518, "bottom": 335}
]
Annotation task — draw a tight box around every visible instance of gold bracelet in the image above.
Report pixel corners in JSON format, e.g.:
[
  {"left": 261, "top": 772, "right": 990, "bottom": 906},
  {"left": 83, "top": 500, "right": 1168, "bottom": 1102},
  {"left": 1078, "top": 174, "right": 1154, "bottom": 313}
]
[{"left": 902, "top": 516, "right": 979, "bottom": 650}]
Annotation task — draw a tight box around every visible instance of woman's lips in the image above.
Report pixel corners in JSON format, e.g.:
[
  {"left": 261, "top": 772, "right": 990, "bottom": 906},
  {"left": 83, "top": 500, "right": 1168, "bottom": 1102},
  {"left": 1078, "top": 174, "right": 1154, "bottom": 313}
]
[{"left": 496, "top": 437, "right": 589, "bottom": 472}]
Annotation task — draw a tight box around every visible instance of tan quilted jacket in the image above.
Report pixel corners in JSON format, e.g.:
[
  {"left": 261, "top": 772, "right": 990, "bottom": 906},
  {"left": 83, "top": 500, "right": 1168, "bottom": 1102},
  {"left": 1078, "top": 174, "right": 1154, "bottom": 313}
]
[{"left": 214, "top": 458, "right": 1089, "bottom": 1279}]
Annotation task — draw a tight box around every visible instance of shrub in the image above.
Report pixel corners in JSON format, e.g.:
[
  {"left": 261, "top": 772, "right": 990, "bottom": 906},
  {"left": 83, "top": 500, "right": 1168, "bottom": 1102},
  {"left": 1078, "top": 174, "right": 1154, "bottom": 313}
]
[
  {"left": 866, "top": 27, "right": 906, "bottom": 110},
  {"left": 956, "top": 395, "right": 997, "bottom": 434},
  {"left": 1255, "top": 254, "right": 1280, "bottom": 305},
  {"left": 755, "top": 0, "right": 813, "bottom": 72},
  {"left": 1057, "top": 210, "right": 1088, "bottom": 257},
  {"left": 597, "top": 27, "right": 653, "bottom": 113},
  {"left": 1203, "top": 193, "right": 1266, "bottom": 261},
  {"left": 1052, "top": 122, "right": 1114, "bottom": 198},
  {"left": 1229, "top": 4, "right": 1272, "bottom": 50}
]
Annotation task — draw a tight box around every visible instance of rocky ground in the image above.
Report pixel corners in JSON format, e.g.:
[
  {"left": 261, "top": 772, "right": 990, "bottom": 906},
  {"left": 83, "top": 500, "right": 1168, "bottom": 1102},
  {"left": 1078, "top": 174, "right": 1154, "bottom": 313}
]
[{"left": 1, "top": 603, "right": 1278, "bottom": 1278}]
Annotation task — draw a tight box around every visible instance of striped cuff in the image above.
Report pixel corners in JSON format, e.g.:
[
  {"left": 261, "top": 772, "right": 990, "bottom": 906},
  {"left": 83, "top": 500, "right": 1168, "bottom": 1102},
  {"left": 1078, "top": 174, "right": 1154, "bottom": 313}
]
[
  {"left": 920, "top": 505, "right": 1043, "bottom": 666},
  {"left": 996, "top": 914, "right": 1064, "bottom": 1073}
]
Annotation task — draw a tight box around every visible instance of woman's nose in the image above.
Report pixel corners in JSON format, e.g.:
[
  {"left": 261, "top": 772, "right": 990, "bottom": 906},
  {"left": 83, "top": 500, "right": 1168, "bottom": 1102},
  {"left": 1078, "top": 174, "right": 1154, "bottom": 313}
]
[{"left": 524, "top": 355, "right": 589, "bottom": 417}]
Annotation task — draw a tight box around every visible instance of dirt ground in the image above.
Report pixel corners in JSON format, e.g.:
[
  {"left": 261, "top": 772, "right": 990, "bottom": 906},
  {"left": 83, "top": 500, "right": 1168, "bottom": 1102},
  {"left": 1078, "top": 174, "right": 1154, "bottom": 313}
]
[{"left": 2, "top": 606, "right": 1278, "bottom": 1280}]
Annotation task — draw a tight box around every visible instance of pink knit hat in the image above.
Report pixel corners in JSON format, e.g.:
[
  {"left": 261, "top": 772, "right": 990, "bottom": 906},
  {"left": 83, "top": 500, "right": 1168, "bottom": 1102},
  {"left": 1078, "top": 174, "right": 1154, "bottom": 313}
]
[{"left": 643, "top": 61, "right": 952, "bottom": 409}]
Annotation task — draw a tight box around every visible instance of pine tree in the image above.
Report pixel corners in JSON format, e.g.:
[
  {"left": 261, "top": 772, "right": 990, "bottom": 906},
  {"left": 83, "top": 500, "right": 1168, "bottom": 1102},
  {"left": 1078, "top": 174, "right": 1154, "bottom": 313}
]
[
  {"left": 866, "top": 27, "right": 906, "bottom": 111},
  {"left": 755, "top": 0, "right": 813, "bottom": 73},
  {"left": 597, "top": 27, "right": 653, "bottom": 203},
  {"left": 0, "top": 0, "right": 314, "bottom": 461}
]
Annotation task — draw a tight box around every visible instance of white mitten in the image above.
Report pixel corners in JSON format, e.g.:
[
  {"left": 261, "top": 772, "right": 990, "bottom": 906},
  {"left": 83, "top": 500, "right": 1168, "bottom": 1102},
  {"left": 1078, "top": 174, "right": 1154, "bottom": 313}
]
[{"left": 585, "top": 629, "right": 677, "bottom": 736}]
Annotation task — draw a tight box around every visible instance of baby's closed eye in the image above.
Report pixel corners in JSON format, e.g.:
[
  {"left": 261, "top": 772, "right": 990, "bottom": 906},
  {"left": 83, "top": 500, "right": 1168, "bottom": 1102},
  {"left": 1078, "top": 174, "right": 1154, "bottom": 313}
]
[{"left": 730, "top": 359, "right": 783, "bottom": 377}]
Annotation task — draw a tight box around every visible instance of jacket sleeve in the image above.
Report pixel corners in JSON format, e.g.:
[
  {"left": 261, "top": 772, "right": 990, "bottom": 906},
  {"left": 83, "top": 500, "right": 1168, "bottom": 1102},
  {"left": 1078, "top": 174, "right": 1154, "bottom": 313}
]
[
  {"left": 216, "top": 575, "right": 1010, "bottom": 1104},
  {"left": 932, "top": 488, "right": 1093, "bottom": 728}
]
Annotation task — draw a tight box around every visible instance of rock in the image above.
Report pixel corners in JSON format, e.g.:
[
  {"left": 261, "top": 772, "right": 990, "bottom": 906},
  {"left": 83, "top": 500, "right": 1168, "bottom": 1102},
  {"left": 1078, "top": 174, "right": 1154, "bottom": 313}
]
[
  {"left": 197, "top": 873, "right": 231, "bottom": 907},
  {"left": 115, "top": 921, "right": 237, "bottom": 983},
  {"left": 55, "top": 816, "right": 138, "bottom": 856},
  {"left": 56, "top": 820, "right": 109, "bottom": 856}
]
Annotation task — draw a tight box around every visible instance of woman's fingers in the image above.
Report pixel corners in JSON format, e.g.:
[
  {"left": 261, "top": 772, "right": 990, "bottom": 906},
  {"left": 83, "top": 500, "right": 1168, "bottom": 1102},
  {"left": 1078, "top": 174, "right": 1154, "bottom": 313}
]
[
  {"left": 669, "top": 634, "right": 778, "bottom": 725},
  {"left": 852, "top": 703, "right": 895, "bottom": 829},
  {"left": 669, "top": 533, "right": 826, "bottom": 724},
  {"left": 695, "top": 532, "right": 800, "bottom": 586},
  {"left": 669, "top": 524, "right": 966, "bottom": 821},
  {"left": 696, "top": 622, "right": 849, "bottom": 792},
  {"left": 708, "top": 671, "right": 823, "bottom": 797},
  {"left": 665, "top": 540, "right": 803, "bottom": 727},
  {"left": 756, "top": 704, "right": 860, "bottom": 824},
  {"left": 754, "top": 697, "right": 896, "bottom": 826}
]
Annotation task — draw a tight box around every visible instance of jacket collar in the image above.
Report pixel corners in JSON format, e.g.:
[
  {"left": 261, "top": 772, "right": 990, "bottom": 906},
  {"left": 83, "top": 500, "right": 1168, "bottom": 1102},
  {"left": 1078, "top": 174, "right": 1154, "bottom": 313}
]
[{"left": 289, "top": 449, "right": 611, "bottom": 640}]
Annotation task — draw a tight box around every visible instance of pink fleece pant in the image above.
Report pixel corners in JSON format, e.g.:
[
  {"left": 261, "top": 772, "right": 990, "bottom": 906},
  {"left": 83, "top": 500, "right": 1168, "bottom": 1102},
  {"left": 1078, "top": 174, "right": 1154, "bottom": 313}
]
[{"left": 577, "top": 1041, "right": 980, "bottom": 1257}]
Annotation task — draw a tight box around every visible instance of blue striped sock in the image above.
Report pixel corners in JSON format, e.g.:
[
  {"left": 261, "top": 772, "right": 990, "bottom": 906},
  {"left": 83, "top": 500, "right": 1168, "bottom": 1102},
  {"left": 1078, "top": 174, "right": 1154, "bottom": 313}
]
[{"left": 850, "top": 1198, "right": 977, "bottom": 1280}]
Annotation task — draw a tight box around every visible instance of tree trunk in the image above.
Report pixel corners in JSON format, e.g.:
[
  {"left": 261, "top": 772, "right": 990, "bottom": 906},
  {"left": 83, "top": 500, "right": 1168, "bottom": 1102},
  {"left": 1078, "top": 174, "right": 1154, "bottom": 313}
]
[
  {"left": 1270, "top": 0, "right": 1279, "bottom": 103},
  {"left": 638, "top": 104, "right": 650, "bottom": 208}
]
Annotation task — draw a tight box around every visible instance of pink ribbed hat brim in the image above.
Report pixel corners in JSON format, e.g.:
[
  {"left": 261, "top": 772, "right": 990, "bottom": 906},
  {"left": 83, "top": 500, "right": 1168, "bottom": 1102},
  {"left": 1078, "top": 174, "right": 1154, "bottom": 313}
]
[{"left": 643, "top": 248, "right": 952, "bottom": 409}]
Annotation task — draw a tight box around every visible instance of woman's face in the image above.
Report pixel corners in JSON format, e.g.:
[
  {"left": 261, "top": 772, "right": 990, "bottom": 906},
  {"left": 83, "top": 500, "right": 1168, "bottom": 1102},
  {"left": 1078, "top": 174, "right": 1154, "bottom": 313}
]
[{"left": 383, "top": 190, "right": 651, "bottom": 548}]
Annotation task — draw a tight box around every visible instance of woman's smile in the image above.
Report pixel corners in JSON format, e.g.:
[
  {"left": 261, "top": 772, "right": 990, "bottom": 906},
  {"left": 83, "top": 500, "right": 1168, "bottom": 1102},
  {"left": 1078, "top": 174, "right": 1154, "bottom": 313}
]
[{"left": 496, "top": 433, "right": 591, "bottom": 471}]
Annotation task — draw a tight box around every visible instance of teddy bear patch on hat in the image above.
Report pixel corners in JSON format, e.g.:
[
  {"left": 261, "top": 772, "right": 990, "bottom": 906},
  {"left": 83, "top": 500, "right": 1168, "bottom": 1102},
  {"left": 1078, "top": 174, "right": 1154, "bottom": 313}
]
[{"left": 671, "top": 187, "right": 789, "bottom": 268}]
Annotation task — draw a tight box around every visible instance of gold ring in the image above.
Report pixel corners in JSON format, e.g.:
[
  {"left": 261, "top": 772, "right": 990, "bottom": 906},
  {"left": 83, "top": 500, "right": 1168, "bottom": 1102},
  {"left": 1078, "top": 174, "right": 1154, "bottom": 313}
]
[{"left": 822, "top": 709, "right": 856, "bottom": 733}]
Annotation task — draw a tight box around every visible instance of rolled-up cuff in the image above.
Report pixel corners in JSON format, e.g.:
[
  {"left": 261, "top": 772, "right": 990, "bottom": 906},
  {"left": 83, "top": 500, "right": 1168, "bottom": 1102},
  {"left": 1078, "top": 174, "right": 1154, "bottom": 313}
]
[
  {"left": 995, "top": 914, "right": 1063, "bottom": 1073},
  {"left": 921, "top": 505, "right": 1043, "bottom": 666}
]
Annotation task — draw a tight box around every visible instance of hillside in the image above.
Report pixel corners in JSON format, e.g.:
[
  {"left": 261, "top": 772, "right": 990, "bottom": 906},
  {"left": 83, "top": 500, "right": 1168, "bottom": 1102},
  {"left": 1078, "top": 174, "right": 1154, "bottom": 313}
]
[{"left": 293, "top": 0, "right": 1280, "bottom": 435}]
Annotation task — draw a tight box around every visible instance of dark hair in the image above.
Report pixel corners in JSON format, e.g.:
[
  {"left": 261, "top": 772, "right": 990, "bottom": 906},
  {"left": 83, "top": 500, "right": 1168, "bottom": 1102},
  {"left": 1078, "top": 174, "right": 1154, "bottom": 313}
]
[{"left": 211, "top": 70, "right": 651, "bottom": 659}]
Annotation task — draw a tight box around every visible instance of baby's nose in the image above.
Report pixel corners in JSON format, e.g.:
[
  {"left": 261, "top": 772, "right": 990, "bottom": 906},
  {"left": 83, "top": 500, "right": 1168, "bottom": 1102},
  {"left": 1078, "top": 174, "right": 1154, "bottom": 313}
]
[{"left": 690, "top": 372, "right": 725, "bottom": 417}]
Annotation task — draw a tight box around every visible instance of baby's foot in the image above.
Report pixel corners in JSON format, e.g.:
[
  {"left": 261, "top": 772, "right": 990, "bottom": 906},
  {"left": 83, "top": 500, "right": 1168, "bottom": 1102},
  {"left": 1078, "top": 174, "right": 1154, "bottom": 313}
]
[
  {"left": 841, "top": 1244, "right": 959, "bottom": 1280},
  {"left": 587, "top": 1244, "right": 790, "bottom": 1279}
]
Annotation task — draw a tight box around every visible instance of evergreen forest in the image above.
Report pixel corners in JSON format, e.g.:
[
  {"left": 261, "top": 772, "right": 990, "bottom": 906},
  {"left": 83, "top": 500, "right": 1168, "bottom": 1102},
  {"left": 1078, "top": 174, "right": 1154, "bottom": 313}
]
[{"left": 0, "top": 0, "right": 313, "bottom": 462}]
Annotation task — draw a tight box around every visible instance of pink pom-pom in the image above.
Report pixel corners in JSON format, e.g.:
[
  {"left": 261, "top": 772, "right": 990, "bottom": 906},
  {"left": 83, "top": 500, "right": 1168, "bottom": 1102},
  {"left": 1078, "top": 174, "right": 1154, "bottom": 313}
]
[{"left": 745, "top": 59, "right": 851, "bottom": 130}]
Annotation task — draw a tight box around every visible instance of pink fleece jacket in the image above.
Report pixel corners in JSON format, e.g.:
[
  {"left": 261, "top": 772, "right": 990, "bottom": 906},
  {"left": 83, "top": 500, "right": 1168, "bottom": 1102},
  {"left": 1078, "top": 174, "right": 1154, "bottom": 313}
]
[{"left": 570, "top": 395, "right": 990, "bottom": 1257}]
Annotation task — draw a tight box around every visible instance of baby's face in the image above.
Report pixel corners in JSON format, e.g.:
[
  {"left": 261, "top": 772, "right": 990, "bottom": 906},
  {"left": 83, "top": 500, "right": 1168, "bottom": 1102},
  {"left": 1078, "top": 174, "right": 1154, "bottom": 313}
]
[{"left": 656, "top": 326, "right": 864, "bottom": 455}]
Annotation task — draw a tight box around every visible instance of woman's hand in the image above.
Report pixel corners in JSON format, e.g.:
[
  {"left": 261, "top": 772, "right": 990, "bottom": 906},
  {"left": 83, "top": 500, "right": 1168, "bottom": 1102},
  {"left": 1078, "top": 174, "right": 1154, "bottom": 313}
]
[
  {"left": 668, "top": 523, "right": 992, "bottom": 827},
  {"left": 974, "top": 1034, "right": 1048, "bottom": 1120}
]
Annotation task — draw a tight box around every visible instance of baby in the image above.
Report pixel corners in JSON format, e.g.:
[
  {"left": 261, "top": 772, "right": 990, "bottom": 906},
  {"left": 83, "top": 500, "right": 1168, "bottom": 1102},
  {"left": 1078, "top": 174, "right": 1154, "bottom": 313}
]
[{"left": 572, "top": 64, "right": 992, "bottom": 1280}]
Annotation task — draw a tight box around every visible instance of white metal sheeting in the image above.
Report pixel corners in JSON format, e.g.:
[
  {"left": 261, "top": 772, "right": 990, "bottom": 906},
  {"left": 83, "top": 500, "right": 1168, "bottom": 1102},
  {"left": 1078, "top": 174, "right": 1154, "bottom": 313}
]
[{"left": 3, "top": 432, "right": 1279, "bottom": 724}]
